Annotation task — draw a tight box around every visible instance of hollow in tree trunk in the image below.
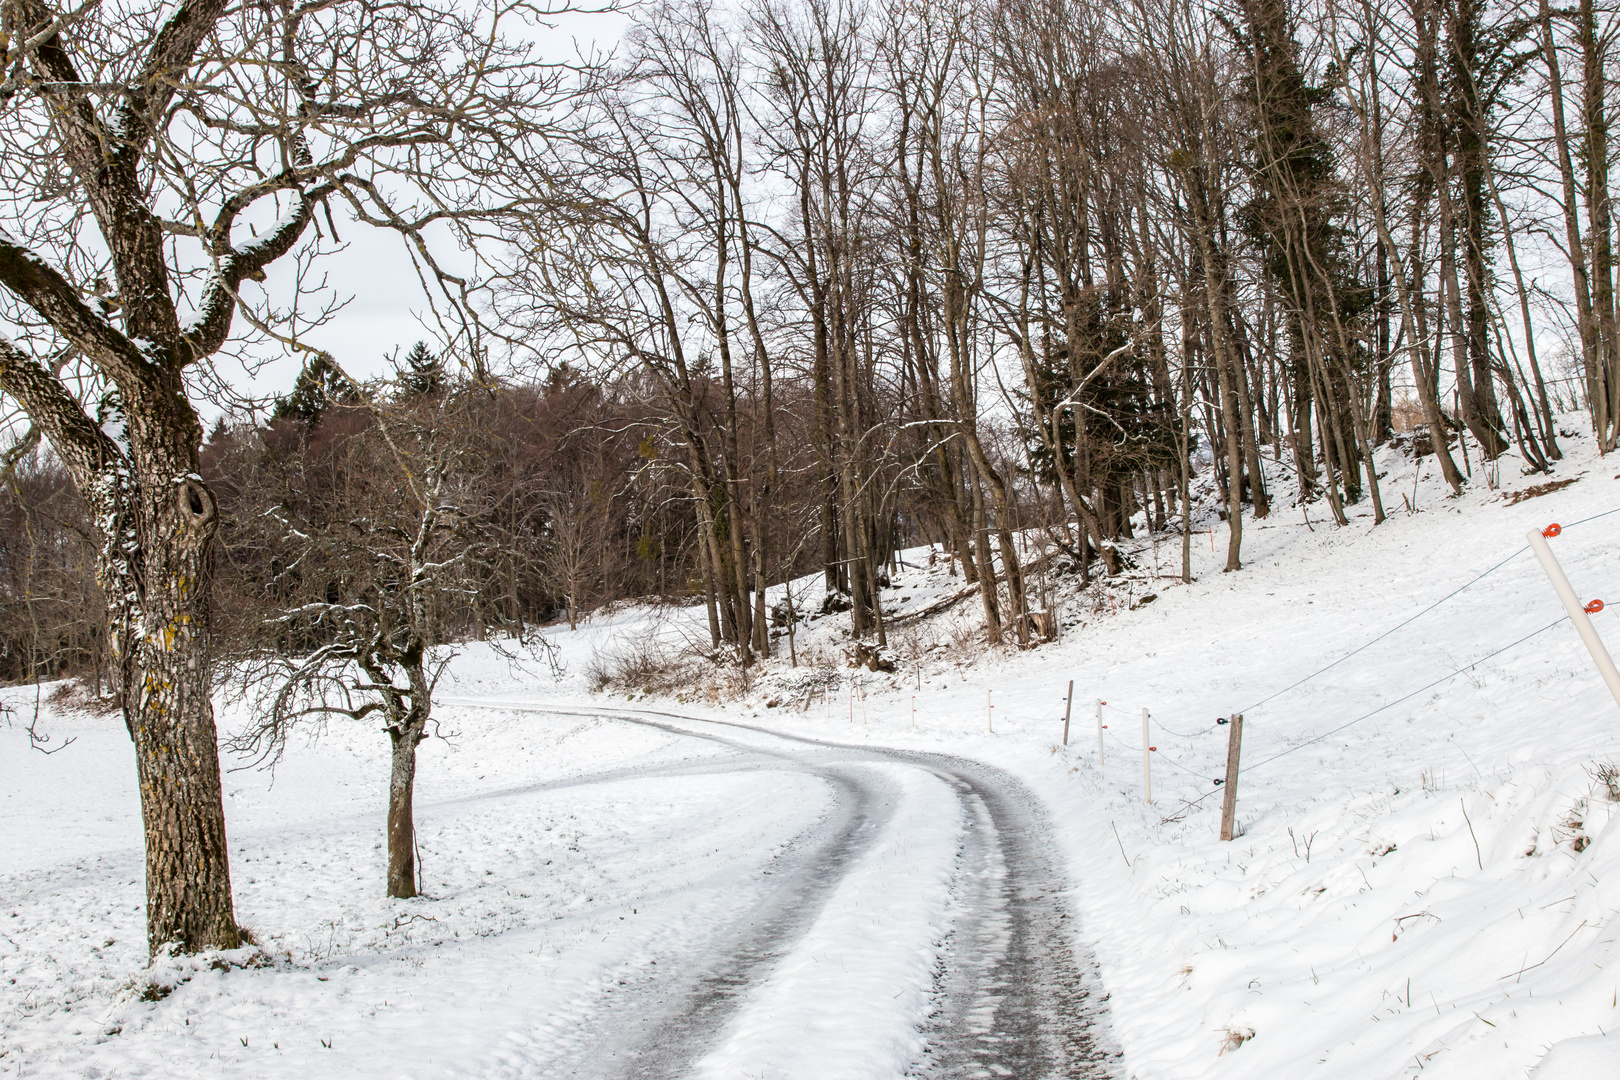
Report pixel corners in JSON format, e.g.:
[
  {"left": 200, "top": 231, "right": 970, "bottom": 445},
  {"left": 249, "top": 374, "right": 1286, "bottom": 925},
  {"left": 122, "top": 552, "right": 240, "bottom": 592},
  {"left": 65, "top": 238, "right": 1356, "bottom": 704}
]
[{"left": 125, "top": 471, "right": 242, "bottom": 953}]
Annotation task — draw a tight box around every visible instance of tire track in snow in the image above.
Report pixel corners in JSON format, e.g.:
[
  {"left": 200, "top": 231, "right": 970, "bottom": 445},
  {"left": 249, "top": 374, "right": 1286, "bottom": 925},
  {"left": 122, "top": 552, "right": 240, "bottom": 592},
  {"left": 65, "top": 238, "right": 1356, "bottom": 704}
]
[
  {"left": 447, "top": 699, "right": 1122, "bottom": 1079},
  {"left": 908, "top": 762, "right": 1117, "bottom": 1079},
  {"left": 556, "top": 760, "right": 899, "bottom": 1080}
]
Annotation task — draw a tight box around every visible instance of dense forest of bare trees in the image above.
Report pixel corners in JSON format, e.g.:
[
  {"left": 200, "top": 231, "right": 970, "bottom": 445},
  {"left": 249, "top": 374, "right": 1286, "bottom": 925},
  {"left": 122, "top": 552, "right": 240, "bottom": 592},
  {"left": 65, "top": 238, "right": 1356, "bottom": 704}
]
[
  {"left": 488, "top": 0, "right": 1610, "bottom": 632},
  {"left": 0, "top": 0, "right": 1615, "bottom": 946},
  {"left": 8, "top": 0, "right": 1619, "bottom": 676}
]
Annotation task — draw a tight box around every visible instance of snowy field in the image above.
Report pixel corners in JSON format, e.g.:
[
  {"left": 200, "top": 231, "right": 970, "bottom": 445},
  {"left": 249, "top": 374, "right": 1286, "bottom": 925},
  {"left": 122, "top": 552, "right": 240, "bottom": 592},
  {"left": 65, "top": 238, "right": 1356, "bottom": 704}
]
[{"left": 8, "top": 418, "right": 1620, "bottom": 1077}]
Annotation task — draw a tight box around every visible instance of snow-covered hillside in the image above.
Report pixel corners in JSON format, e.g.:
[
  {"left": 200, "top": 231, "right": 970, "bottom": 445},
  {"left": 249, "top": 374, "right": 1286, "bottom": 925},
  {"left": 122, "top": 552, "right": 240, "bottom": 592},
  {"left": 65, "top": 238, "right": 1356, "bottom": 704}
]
[
  {"left": 7, "top": 417, "right": 1620, "bottom": 1078},
  {"left": 706, "top": 416, "right": 1620, "bottom": 1079}
]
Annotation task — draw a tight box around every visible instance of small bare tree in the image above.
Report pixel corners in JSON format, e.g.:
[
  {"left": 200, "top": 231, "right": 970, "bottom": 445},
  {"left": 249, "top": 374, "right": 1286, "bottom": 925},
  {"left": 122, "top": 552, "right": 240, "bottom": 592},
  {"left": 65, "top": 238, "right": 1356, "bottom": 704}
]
[
  {"left": 227, "top": 387, "right": 543, "bottom": 898},
  {"left": 540, "top": 488, "right": 595, "bottom": 631}
]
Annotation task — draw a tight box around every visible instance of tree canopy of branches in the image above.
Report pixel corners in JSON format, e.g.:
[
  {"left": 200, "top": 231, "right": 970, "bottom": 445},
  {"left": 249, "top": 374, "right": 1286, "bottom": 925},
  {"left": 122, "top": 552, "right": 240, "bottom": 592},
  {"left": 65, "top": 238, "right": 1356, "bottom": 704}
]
[{"left": 495, "top": 0, "right": 1606, "bottom": 621}]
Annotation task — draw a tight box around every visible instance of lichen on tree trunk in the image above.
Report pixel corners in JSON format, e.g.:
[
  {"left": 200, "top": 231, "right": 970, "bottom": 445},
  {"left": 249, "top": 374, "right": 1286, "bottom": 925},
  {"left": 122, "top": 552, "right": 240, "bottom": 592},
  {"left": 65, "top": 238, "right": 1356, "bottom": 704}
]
[{"left": 123, "top": 466, "right": 241, "bottom": 953}]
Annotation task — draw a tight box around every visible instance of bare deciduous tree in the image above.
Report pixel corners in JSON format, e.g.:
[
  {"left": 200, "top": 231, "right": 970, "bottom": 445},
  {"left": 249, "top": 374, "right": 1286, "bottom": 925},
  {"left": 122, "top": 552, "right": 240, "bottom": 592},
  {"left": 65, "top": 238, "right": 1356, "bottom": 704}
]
[{"left": 226, "top": 386, "right": 546, "bottom": 899}]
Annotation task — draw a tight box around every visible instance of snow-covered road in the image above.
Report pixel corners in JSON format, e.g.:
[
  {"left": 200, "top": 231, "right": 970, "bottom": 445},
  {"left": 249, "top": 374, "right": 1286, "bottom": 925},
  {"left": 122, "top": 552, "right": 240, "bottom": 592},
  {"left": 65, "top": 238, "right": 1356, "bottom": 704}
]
[
  {"left": 2, "top": 695, "right": 1120, "bottom": 1078},
  {"left": 448, "top": 700, "right": 1120, "bottom": 1079}
]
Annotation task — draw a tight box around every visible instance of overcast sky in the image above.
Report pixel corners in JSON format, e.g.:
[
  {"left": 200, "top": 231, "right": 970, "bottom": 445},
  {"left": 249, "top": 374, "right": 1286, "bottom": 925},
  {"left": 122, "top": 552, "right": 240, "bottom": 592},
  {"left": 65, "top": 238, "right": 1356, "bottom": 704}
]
[{"left": 214, "top": 8, "right": 629, "bottom": 419}]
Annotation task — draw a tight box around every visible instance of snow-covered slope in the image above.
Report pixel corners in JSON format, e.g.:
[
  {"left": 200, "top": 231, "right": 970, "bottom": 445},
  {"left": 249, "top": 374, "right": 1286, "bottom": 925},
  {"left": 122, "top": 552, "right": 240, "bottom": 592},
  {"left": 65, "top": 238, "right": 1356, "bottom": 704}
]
[
  {"left": 6, "top": 416, "right": 1620, "bottom": 1077},
  {"left": 695, "top": 417, "right": 1620, "bottom": 1078}
]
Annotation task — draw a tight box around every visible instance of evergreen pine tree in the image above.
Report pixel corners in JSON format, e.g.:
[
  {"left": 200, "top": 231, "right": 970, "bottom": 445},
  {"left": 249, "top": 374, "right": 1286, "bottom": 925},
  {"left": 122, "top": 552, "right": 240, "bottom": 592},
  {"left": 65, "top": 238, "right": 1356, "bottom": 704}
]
[
  {"left": 272, "top": 353, "right": 355, "bottom": 426},
  {"left": 397, "top": 341, "right": 446, "bottom": 398}
]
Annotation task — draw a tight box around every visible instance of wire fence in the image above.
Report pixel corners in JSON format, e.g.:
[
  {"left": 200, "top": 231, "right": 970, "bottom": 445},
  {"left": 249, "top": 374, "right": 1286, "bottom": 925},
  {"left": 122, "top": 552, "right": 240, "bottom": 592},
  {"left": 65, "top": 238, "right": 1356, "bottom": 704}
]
[
  {"left": 1096, "top": 703, "right": 1220, "bottom": 783},
  {"left": 1072, "top": 506, "right": 1620, "bottom": 804},
  {"left": 1239, "top": 616, "right": 1569, "bottom": 777}
]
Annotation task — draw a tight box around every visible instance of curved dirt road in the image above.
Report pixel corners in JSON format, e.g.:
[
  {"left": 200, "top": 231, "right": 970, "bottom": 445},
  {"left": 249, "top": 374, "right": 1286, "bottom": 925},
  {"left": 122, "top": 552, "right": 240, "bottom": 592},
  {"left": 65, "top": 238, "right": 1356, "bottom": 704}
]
[{"left": 452, "top": 701, "right": 1121, "bottom": 1080}]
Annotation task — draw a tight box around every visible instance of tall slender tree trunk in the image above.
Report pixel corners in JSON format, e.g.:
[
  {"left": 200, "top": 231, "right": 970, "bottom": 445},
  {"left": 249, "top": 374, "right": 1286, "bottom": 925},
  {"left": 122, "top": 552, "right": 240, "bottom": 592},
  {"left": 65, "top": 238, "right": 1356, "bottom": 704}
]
[
  {"left": 1539, "top": 0, "right": 1605, "bottom": 446},
  {"left": 970, "top": 472, "right": 1002, "bottom": 643},
  {"left": 1580, "top": 0, "right": 1620, "bottom": 441}
]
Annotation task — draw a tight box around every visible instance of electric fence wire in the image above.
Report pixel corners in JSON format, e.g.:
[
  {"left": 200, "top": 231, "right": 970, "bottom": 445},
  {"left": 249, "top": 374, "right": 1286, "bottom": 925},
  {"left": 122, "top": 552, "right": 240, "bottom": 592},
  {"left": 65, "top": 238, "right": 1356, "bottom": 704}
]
[
  {"left": 1560, "top": 504, "right": 1620, "bottom": 531},
  {"left": 1101, "top": 728, "right": 1143, "bottom": 753},
  {"left": 1154, "top": 718, "right": 1222, "bottom": 739},
  {"left": 1137, "top": 610, "right": 1575, "bottom": 812},
  {"left": 1090, "top": 506, "right": 1620, "bottom": 802},
  {"left": 1096, "top": 607, "right": 1559, "bottom": 790},
  {"left": 1156, "top": 749, "right": 1219, "bottom": 782},
  {"left": 1234, "top": 545, "right": 1530, "bottom": 717},
  {"left": 1235, "top": 504, "right": 1620, "bottom": 720},
  {"left": 1103, "top": 728, "right": 1217, "bottom": 782},
  {"left": 1103, "top": 701, "right": 1219, "bottom": 740},
  {"left": 1238, "top": 615, "right": 1568, "bottom": 777}
]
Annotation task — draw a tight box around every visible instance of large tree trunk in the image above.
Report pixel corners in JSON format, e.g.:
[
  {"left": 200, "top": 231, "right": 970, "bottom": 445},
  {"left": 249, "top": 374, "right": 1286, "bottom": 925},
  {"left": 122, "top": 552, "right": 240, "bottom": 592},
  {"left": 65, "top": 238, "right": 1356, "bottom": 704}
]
[
  {"left": 127, "top": 473, "right": 241, "bottom": 952},
  {"left": 0, "top": 249, "right": 247, "bottom": 960}
]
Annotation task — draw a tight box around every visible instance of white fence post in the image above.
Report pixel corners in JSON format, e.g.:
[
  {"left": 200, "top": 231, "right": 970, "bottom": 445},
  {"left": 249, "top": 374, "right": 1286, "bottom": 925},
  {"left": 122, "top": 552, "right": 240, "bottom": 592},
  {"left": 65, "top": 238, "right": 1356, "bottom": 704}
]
[
  {"left": 1527, "top": 527, "right": 1620, "bottom": 712},
  {"left": 1142, "top": 708, "right": 1153, "bottom": 803},
  {"left": 1097, "top": 699, "right": 1105, "bottom": 765},
  {"left": 1062, "top": 680, "right": 1074, "bottom": 745}
]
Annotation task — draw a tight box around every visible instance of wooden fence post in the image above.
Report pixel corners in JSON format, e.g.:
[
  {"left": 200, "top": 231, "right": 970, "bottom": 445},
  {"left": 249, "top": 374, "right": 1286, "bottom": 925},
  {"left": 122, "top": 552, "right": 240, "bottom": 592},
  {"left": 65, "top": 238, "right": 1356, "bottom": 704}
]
[
  {"left": 1220, "top": 714, "right": 1244, "bottom": 841},
  {"left": 1062, "top": 680, "right": 1074, "bottom": 745}
]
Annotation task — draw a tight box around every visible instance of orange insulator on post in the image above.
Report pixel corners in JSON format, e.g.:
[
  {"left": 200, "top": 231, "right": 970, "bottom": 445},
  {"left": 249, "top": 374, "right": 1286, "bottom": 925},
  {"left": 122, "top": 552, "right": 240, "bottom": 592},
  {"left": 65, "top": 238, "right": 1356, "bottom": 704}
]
[{"left": 1543, "top": 523, "right": 1562, "bottom": 538}]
